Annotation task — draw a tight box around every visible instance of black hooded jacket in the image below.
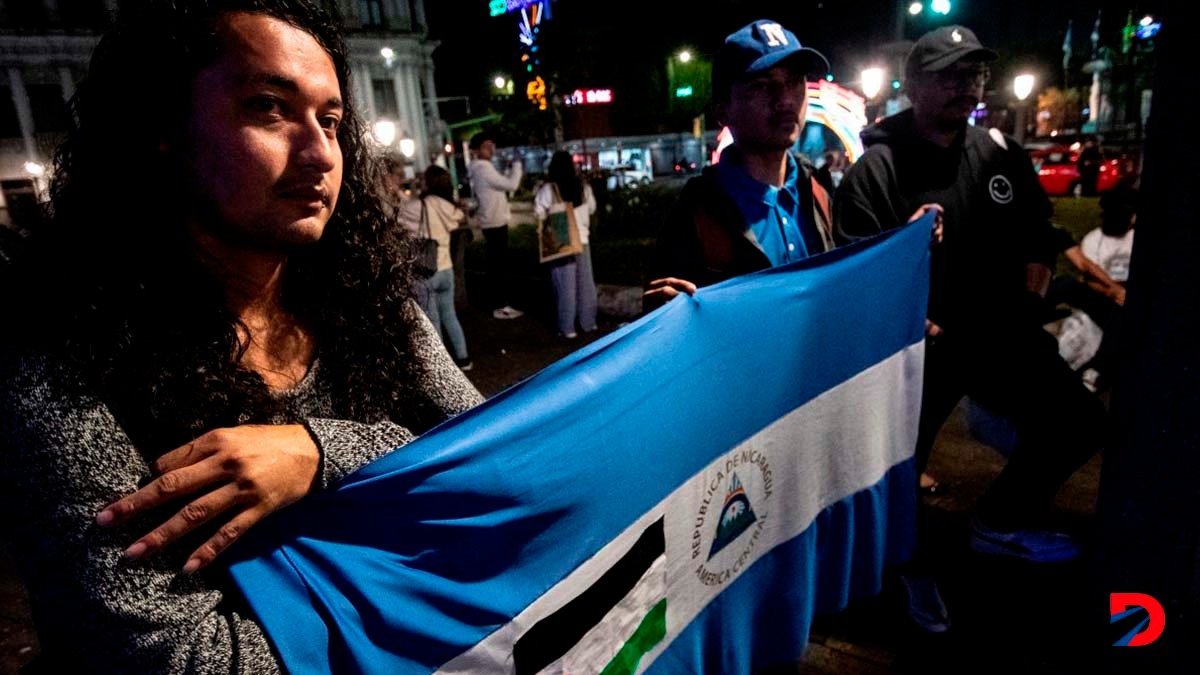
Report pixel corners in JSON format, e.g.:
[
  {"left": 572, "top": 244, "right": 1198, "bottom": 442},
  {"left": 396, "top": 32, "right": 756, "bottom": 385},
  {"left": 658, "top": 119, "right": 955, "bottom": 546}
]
[{"left": 834, "top": 109, "right": 1074, "bottom": 329}]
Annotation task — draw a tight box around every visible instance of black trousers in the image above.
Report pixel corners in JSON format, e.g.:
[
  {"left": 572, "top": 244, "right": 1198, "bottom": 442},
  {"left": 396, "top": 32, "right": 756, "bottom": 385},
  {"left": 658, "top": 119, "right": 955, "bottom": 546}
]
[
  {"left": 482, "top": 226, "right": 509, "bottom": 310},
  {"left": 915, "top": 319, "right": 1106, "bottom": 530},
  {"left": 1079, "top": 168, "right": 1100, "bottom": 196}
]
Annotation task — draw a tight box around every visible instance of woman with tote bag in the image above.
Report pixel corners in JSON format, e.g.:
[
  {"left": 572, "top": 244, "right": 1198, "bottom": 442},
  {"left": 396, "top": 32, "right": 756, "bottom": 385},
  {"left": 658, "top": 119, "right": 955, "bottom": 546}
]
[{"left": 534, "top": 151, "right": 598, "bottom": 339}]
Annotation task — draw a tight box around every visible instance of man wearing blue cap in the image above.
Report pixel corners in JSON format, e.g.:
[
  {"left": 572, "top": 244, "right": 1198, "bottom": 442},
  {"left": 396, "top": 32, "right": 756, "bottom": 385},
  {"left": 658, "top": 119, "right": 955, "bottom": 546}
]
[{"left": 645, "top": 20, "right": 837, "bottom": 306}]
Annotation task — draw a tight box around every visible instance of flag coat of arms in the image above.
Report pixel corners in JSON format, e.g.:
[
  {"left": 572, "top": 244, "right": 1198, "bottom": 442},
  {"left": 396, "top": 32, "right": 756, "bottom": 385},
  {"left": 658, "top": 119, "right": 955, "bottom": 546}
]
[{"left": 230, "top": 218, "right": 932, "bottom": 674}]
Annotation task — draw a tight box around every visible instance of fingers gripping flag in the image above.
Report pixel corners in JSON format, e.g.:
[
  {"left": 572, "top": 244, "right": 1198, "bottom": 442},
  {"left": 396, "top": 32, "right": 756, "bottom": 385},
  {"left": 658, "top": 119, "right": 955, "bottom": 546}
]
[{"left": 229, "top": 217, "right": 933, "bottom": 674}]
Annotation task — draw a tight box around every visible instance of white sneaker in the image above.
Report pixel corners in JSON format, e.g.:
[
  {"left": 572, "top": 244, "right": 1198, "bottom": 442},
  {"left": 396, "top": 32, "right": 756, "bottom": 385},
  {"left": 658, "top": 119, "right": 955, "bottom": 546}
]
[
  {"left": 492, "top": 306, "right": 524, "bottom": 320},
  {"left": 1081, "top": 368, "right": 1100, "bottom": 392}
]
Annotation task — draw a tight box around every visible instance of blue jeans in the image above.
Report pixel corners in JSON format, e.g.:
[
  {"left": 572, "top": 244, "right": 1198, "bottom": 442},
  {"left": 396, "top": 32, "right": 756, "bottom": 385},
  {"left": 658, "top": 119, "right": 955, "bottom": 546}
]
[
  {"left": 549, "top": 245, "right": 598, "bottom": 335},
  {"left": 417, "top": 269, "right": 469, "bottom": 361}
]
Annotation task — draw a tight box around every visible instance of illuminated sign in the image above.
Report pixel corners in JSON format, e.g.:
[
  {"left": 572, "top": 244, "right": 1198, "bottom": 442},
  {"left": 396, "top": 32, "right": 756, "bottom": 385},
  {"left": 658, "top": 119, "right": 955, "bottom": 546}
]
[
  {"left": 490, "top": 0, "right": 542, "bottom": 16},
  {"left": 492, "top": 0, "right": 551, "bottom": 110},
  {"left": 713, "top": 81, "right": 868, "bottom": 164},
  {"left": 802, "top": 81, "right": 868, "bottom": 161},
  {"left": 527, "top": 76, "right": 548, "bottom": 110},
  {"left": 675, "top": 86, "right": 694, "bottom": 98},
  {"left": 1135, "top": 22, "right": 1161, "bottom": 39},
  {"left": 564, "top": 88, "right": 614, "bottom": 106}
]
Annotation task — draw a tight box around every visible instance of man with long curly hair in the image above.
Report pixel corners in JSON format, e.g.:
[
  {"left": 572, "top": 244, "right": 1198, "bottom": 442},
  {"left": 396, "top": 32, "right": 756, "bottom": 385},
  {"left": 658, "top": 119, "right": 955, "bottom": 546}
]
[{"left": 0, "top": 1, "right": 482, "bottom": 672}]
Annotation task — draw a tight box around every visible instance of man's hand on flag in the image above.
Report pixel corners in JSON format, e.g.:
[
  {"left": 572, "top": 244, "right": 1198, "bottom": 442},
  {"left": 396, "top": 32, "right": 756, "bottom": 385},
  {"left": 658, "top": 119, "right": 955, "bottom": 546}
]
[
  {"left": 645, "top": 277, "right": 698, "bottom": 305},
  {"left": 925, "top": 320, "right": 943, "bottom": 341},
  {"left": 908, "top": 203, "right": 944, "bottom": 244},
  {"left": 96, "top": 424, "right": 321, "bottom": 574}
]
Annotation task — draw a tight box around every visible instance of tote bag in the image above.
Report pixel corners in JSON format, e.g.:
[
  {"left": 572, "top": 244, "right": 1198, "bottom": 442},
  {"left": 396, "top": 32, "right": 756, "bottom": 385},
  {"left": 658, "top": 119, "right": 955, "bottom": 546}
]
[{"left": 537, "top": 183, "right": 583, "bottom": 263}]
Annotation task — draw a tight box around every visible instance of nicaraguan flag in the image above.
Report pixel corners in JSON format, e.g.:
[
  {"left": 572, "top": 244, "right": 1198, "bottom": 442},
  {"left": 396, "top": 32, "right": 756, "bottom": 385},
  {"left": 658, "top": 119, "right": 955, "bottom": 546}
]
[{"left": 229, "top": 216, "right": 932, "bottom": 674}]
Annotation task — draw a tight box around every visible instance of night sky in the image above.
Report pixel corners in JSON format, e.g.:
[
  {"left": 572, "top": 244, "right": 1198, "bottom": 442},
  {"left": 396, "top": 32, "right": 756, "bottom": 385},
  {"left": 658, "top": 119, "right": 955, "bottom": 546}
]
[{"left": 425, "top": 0, "right": 1163, "bottom": 133}]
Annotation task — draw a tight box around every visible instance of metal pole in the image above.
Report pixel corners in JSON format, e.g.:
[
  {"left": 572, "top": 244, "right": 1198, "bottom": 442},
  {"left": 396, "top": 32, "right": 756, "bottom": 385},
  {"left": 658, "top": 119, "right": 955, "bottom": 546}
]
[{"left": 667, "top": 57, "right": 676, "bottom": 110}]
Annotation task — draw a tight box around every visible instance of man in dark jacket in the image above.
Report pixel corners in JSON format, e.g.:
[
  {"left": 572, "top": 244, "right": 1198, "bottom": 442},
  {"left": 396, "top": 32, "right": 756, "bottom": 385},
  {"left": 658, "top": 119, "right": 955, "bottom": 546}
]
[
  {"left": 836, "top": 25, "right": 1110, "bottom": 563},
  {"left": 645, "top": 20, "right": 835, "bottom": 307}
]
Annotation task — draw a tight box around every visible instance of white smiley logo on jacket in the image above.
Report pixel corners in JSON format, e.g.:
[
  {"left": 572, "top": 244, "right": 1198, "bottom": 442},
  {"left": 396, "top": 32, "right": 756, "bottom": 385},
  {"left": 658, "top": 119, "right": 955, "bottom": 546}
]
[{"left": 989, "top": 175, "right": 1014, "bottom": 204}]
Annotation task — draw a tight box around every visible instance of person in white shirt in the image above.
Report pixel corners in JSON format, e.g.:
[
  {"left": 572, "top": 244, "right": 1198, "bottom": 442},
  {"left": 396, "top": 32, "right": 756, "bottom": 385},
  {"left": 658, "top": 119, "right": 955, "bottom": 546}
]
[
  {"left": 534, "top": 151, "right": 598, "bottom": 338},
  {"left": 399, "top": 166, "right": 472, "bottom": 370},
  {"left": 1081, "top": 188, "right": 1135, "bottom": 285},
  {"left": 467, "top": 132, "right": 524, "bottom": 320},
  {"left": 1047, "top": 181, "right": 1137, "bottom": 389},
  {"left": 1051, "top": 183, "right": 1136, "bottom": 318}
]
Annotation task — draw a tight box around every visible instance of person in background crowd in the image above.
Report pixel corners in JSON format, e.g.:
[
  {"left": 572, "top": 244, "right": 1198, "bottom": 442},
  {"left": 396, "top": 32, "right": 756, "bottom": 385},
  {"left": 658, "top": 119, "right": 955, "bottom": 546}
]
[
  {"left": 1082, "top": 180, "right": 1136, "bottom": 294},
  {"left": 1048, "top": 179, "right": 1137, "bottom": 388},
  {"left": 814, "top": 149, "right": 847, "bottom": 195},
  {"left": 0, "top": 2, "right": 482, "bottom": 671},
  {"left": 468, "top": 131, "right": 525, "bottom": 320},
  {"left": 400, "top": 165, "right": 473, "bottom": 369},
  {"left": 535, "top": 151, "right": 598, "bottom": 339},
  {"left": 1076, "top": 137, "right": 1102, "bottom": 197}
]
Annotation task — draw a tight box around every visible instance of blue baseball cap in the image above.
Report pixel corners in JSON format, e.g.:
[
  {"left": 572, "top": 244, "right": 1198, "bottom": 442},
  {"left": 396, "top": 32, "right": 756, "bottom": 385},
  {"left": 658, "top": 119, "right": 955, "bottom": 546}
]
[{"left": 714, "top": 20, "right": 830, "bottom": 100}]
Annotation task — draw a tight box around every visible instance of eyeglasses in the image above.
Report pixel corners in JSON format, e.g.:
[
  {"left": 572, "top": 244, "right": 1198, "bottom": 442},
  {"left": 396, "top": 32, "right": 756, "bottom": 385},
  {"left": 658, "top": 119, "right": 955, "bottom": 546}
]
[{"left": 933, "top": 65, "right": 990, "bottom": 89}]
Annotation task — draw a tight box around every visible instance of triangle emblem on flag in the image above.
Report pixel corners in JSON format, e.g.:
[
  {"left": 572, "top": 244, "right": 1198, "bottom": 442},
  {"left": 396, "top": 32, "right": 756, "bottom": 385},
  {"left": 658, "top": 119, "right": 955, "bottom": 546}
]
[{"left": 709, "top": 473, "right": 758, "bottom": 560}]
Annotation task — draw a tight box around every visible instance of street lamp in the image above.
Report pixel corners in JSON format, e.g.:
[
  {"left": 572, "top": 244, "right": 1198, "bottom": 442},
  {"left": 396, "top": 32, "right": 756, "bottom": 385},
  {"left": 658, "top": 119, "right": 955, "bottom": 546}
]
[
  {"left": 930, "top": 0, "right": 951, "bottom": 15},
  {"left": 908, "top": 2, "right": 923, "bottom": 16},
  {"left": 861, "top": 67, "right": 885, "bottom": 99},
  {"left": 1013, "top": 73, "right": 1035, "bottom": 101},
  {"left": 493, "top": 75, "right": 507, "bottom": 89},
  {"left": 669, "top": 49, "right": 701, "bottom": 109},
  {"left": 1012, "top": 73, "right": 1036, "bottom": 143}
]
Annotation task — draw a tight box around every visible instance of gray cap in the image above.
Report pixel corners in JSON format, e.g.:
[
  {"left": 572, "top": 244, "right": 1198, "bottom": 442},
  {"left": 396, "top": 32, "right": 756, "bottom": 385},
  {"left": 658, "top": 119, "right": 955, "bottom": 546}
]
[{"left": 906, "top": 25, "right": 997, "bottom": 73}]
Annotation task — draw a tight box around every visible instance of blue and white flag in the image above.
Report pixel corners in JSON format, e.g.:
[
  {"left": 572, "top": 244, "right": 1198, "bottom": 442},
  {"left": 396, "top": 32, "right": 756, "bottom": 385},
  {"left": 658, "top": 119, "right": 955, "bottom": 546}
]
[{"left": 230, "top": 217, "right": 931, "bottom": 674}]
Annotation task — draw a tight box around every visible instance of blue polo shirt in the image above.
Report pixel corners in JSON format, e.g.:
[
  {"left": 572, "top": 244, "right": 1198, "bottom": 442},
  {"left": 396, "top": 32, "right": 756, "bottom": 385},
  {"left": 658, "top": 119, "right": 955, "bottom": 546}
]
[{"left": 716, "top": 152, "right": 820, "bottom": 266}]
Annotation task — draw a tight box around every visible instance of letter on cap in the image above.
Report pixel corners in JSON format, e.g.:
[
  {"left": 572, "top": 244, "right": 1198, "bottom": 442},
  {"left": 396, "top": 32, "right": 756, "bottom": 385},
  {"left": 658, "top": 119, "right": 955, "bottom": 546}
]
[{"left": 760, "top": 22, "right": 788, "bottom": 48}]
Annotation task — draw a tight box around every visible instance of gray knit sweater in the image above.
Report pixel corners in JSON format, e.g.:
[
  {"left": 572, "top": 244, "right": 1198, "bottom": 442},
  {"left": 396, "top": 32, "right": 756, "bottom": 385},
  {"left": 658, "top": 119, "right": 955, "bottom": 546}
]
[{"left": 0, "top": 311, "right": 484, "bottom": 673}]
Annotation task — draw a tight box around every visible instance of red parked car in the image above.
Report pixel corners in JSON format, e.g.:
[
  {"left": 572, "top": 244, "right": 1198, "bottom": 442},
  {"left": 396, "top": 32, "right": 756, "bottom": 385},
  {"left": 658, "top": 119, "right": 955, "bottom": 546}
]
[{"left": 1027, "top": 144, "right": 1123, "bottom": 196}]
